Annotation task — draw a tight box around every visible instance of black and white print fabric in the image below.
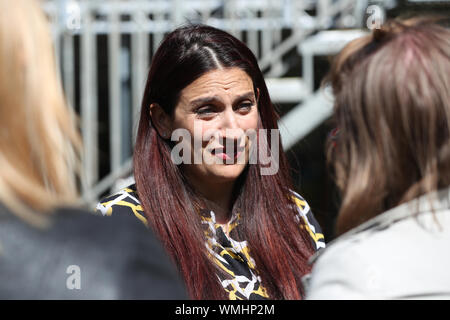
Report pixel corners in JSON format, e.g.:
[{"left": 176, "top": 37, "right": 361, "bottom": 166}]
[{"left": 96, "top": 185, "right": 325, "bottom": 299}]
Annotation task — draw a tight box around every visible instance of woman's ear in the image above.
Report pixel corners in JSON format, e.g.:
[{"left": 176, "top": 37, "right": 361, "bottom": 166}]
[{"left": 149, "top": 103, "right": 172, "bottom": 139}]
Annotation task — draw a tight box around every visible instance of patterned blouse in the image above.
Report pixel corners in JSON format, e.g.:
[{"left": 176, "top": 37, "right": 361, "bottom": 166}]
[{"left": 96, "top": 184, "right": 325, "bottom": 300}]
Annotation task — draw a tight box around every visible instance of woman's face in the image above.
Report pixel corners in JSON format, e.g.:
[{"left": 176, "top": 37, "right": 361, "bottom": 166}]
[{"left": 170, "top": 67, "right": 259, "bottom": 186}]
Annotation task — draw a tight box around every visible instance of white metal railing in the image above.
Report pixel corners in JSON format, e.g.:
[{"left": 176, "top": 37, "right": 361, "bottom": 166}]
[
  {"left": 277, "top": 29, "right": 368, "bottom": 151},
  {"left": 41, "top": 0, "right": 392, "bottom": 203}
]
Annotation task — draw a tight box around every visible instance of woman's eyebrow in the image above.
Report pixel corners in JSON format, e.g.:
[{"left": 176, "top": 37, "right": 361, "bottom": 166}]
[
  {"left": 190, "top": 91, "right": 255, "bottom": 107},
  {"left": 232, "top": 92, "right": 255, "bottom": 104},
  {"left": 190, "top": 96, "right": 222, "bottom": 107}
]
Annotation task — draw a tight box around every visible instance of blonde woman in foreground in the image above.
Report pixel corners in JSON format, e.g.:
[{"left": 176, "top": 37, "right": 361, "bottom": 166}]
[
  {"left": 307, "top": 17, "right": 450, "bottom": 299},
  {"left": 0, "top": 0, "right": 186, "bottom": 299}
]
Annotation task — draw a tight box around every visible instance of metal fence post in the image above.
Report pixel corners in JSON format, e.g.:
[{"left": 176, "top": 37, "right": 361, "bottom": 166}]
[{"left": 80, "top": 0, "right": 99, "bottom": 197}]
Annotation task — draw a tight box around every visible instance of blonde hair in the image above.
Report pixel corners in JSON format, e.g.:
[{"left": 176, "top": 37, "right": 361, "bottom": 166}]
[
  {"left": 0, "top": 0, "right": 81, "bottom": 227},
  {"left": 326, "top": 17, "right": 450, "bottom": 235}
]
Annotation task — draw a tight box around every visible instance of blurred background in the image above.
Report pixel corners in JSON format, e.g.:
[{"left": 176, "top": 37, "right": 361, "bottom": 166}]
[{"left": 41, "top": 0, "right": 450, "bottom": 241}]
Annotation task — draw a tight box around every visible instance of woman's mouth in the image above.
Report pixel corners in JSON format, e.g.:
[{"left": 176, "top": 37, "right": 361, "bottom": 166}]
[{"left": 211, "top": 146, "right": 245, "bottom": 162}]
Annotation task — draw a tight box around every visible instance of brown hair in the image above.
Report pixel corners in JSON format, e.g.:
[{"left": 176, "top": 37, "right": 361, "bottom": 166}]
[
  {"left": 0, "top": 0, "right": 81, "bottom": 227},
  {"left": 325, "top": 17, "right": 450, "bottom": 235},
  {"left": 134, "top": 25, "right": 315, "bottom": 299}
]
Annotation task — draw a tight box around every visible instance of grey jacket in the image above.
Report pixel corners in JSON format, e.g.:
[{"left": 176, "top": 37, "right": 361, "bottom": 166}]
[
  {"left": 306, "top": 187, "right": 450, "bottom": 300},
  {"left": 0, "top": 204, "right": 187, "bottom": 299}
]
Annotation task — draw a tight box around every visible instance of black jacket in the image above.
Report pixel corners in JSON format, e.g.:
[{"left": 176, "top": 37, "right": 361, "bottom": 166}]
[{"left": 0, "top": 204, "right": 187, "bottom": 299}]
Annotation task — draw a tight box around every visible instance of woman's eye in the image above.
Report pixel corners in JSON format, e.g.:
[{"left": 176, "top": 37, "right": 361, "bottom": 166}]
[
  {"left": 236, "top": 102, "right": 253, "bottom": 112},
  {"left": 196, "top": 106, "right": 215, "bottom": 115}
]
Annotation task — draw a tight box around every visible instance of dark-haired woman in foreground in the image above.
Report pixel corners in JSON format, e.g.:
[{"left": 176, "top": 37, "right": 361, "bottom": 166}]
[
  {"left": 307, "top": 18, "right": 450, "bottom": 299},
  {"left": 97, "top": 25, "right": 325, "bottom": 300}
]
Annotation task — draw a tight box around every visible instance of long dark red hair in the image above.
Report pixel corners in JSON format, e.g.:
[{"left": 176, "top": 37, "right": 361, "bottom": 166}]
[{"left": 134, "top": 24, "right": 315, "bottom": 299}]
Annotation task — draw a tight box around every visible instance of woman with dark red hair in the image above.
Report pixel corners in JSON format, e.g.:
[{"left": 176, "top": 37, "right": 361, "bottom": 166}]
[{"left": 97, "top": 24, "right": 325, "bottom": 300}]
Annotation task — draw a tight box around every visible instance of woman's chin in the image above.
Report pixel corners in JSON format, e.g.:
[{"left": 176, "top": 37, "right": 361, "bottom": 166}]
[{"left": 205, "top": 163, "right": 247, "bottom": 182}]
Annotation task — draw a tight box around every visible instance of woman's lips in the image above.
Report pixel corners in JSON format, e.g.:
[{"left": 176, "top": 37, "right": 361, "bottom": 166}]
[
  {"left": 211, "top": 147, "right": 244, "bottom": 161},
  {"left": 214, "top": 151, "right": 242, "bottom": 160}
]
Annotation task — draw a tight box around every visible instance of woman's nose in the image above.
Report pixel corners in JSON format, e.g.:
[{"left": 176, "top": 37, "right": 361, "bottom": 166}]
[
  {"left": 221, "top": 108, "right": 239, "bottom": 130},
  {"left": 220, "top": 108, "right": 243, "bottom": 139}
]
